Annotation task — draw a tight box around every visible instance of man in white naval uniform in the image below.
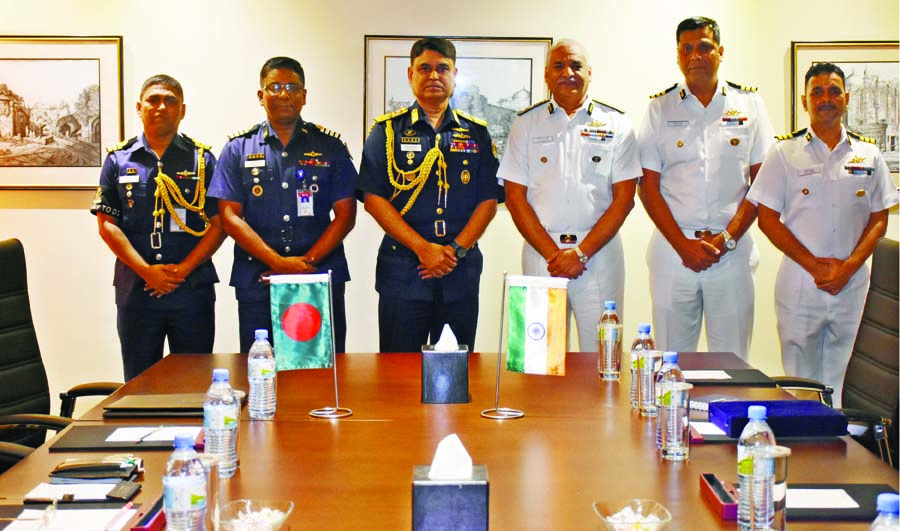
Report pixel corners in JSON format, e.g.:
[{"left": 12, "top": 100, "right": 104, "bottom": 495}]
[
  {"left": 499, "top": 39, "right": 641, "bottom": 351},
  {"left": 637, "top": 17, "right": 774, "bottom": 359},
  {"left": 747, "top": 62, "right": 897, "bottom": 406}
]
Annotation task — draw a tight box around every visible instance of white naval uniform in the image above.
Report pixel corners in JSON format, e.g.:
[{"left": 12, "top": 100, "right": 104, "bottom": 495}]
[
  {"left": 499, "top": 97, "right": 642, "bottom": 351},
  {"left": 638, "top": 80, "right": 775, "bottom": 359},
  {"left": 747, "top": 127, "right": 898, "bottom": 406}
]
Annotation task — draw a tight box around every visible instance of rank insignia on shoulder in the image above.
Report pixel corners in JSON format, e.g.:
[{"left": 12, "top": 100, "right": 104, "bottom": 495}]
[
  {"left": 375, "top": 107, "right": 409, "bottom": 123},
  {"left": 304, "top": 151, "right": 322, "bottom": 157},
  {"left": 848, "top": 131, "right": 876, "bottom": 144},
  {"left": 650, "top": 83, "right": 678, "bottom": 99},
  {"left": 591, "top": 99, "right": 624, "bottom": 114},
  {"left": 775, "top": 128, "right": 806, "bottom": 141},
  {"left": 228, "top": 123, "right": 261, "bottom": 140},
  {"left": 726, "top": 81, "right": 758, "bottom": 92},
  {"left": 314, "top": 123, "right": 341, "bottom": 139},
  {"left": 455, "top": 109, "right": 487, "bottom": 127},
  {"left": 105, "top": 138, "right": 136, "bottom": 153},
  {"left": 181, "top": 134, "right": 211, "bottom": 151},
  {"left": 517, "top": 98, "right": 551, "bottom": 116}
]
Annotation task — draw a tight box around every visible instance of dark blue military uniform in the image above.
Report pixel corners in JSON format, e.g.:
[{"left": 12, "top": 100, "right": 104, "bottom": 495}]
[
  {"left": 208, "top": 120, "right": 356, "bottom": 353},
  {"left": 91, "top": 133, "right": 219, "bottom": 380},
  {"left": 357, "top": 102, "right": 501, "bottom": 352}
]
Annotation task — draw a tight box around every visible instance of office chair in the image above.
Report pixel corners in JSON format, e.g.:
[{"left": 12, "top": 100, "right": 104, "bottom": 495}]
[
  {"left": 0, "top": 238, "right": 121, "bottom": 473},
  {"left": 774, "top": 237, "right": 899, "bottom": 468}
]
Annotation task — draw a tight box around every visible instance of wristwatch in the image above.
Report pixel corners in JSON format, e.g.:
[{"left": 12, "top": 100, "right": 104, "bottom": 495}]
[
  {"left": 450, "top": 240, "right": 468, "bottom": 259},
  {"left": 721, "top": 229, "right": 737, "bottom": 251},
  {"left": 574, "top": 246, "right": 589, "bottom": 264}
]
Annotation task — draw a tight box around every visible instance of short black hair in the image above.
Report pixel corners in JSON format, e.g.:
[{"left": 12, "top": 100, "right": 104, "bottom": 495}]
[
  {"left": 805, "top": 62, "right": 846, "bottom": 87},
  {"left": 676, "top": 16, "right": 721, "bottom": 45},
  {"left": 259, "top": 56, "right": 305, "bottom": 86},
  {"left": 140, "top": 74, "right": 183, "bottom": 101},
  {"left": 410, "top": 37, "right": 456, "bottom": 64}
]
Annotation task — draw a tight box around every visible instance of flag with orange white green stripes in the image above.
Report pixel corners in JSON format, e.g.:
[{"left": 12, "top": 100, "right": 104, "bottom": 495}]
[{"left": 505, "top": 275, "right": 568, "bottom": 375}]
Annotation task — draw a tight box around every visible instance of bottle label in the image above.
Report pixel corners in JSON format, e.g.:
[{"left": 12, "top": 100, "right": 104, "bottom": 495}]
[
  {"left": 204, "top": 403, "right": 239, "bottom": 429},
  {"left": 163, "top": 475, "right": 207, "bottom": 512},
  {"left": 249, "top": 358, "right": 276, "bottom": 379}
]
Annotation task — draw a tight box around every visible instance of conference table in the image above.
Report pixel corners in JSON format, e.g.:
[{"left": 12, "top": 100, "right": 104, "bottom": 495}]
[{"left": 0, "top": 352, "right": 896, "bottom": 530}]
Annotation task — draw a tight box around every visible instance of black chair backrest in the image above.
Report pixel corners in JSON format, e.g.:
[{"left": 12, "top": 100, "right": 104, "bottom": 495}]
[
  {"left": 0, "top": 238, "right": 51, "bottom": 447},
  {"left": 842, "top": 237, "right": 899, "bottom": 460}
]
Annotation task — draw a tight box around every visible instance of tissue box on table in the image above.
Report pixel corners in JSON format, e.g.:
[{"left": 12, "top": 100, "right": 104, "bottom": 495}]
[
  {"left": 412, "top": 464, "right": 488, "bottom": 531},
  {"left": 708, "top": 400, "right": 848, "bottom": 438},
  {"left": 421, "top": 344, "right": 470, "bottom": 404}
]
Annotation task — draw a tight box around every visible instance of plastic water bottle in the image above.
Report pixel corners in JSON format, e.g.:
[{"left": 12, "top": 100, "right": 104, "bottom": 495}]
[
  {"left": 737, "top": 405, "right": 776, "bottom": 531},
  {"left": 163, "top": 433, "right": 207, "bottom": 531},
  {"left": 248, "top": 329, "right": 276, "bottom": 420},
  {"left": 597, "top": 301, "right": 620, "bottom": 371},
  {"left": 871, "top": 493, "right": 900, "bottom": 530},
  {"left": 204, "top": 368, "right": 239, "bottom": 479},
  {"left": 629, "top": 323, "right": 655, "bottom": 409},
  {"left": 655, "top": 351, "right": 684, "bottom": 449}
]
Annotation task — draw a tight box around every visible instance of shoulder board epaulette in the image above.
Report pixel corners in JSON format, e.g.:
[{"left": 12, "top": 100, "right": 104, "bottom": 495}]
[
  {"left": 455, "top": 109, "right": 487, "bottom": 127},
  {"left": 848, "top": 130, "right": 876, "bottom": 144},
  {"left": 650, "top": 83, "right": 678, "bottom": 99},
  {"left": 727, "top": 81, "right": 758, "bottom": 93},
  {"left": 181, "top": 134, "right": 211, "bottom": 151},
  {"left": 105, "top": 137, "right": 137, "bottom": 153},
  {"left": 592, "top": 99, "right": 624, "bottom": 114},
  {"left": 227, "top": 123, "right": 261, "bottom": 140},
  {"left": 313, "top": 123, "right": 341, "bottom": 139},
  {"left": 517, "top": 98, "right": 551, "bottom": 116},
  {"left": 374, "top": 107, "right": 409, "bottom": 123},
  {"left": 775, "top": 128, "right": 806, "bottom": 141}
]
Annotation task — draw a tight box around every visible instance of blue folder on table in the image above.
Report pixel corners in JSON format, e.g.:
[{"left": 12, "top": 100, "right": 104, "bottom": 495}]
[{"left": 708, "top": 400, "right": 848, "bottom": 438}]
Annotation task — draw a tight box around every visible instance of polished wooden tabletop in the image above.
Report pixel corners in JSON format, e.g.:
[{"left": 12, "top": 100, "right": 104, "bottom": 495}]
[{"left": 1, "top": 352, "right": 896, "bottom": 530}]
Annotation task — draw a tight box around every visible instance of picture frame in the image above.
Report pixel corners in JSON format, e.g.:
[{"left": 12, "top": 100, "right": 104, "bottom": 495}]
[
  {"left": 363, "top": 35, "right": 552, "bottom": 157},
  {"left": 0, "top": 35, "right": 123, "bottom": 189},
  {"left": 790, "top": 41, "right": 899, "bottom": 174}
]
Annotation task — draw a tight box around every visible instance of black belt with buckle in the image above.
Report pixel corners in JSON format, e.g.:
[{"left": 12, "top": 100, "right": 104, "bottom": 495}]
[
  {"left": 559, "top": 234, "right": 578, "bottom": 244},
  {"left": 693, "top": 230, "right": 719, "bottom": 239}
]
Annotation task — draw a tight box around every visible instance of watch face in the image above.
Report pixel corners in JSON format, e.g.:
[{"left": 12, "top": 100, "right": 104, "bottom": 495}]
[{"left": 725, "top": 239, "right": 737, "bottom": 250}]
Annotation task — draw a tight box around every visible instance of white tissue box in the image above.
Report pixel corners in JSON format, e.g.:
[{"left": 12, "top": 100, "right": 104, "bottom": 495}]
[
  {"left": 421, "top": 345, "right": 470, "bottom": 404},
  {"left": 412, "top": 464, "right": 488, "bottom": 531}
]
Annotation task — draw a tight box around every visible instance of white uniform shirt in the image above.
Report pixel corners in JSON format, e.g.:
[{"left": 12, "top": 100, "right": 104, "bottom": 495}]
[
  {"left": 638, "top": 80, "right": 774, "bottom": 231},
  {"left": 747, "top": 127, "right": 898, "bottom": 259},
  {"left": 498, "top": 97, "right": 641, "bottom": 233}
]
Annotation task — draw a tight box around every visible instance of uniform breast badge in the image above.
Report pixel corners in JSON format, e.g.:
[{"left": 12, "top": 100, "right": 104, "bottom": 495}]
[
  {"left": 461, "top": 169, "right": 471, "bottom": 185},
  {"left": 252, "top": 184, "right": 264, "bottom": 197}
]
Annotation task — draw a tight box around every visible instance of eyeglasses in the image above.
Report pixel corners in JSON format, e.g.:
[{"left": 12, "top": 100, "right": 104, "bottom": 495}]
[{"left": 263, "top": 82, "right": 303, "bottom": 95}]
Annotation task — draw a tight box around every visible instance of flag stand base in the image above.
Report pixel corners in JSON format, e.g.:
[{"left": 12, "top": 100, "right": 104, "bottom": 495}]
[
  {"left": 480, "top": 407, "right": 524, "bottom": 420},
  {"left": 309, "top": 406, "right": 353, "bottom": 419}
]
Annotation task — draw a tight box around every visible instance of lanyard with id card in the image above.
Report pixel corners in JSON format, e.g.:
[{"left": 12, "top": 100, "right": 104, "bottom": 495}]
[{"left": 296, "top": 168, "right": 314, "bottom": 217}]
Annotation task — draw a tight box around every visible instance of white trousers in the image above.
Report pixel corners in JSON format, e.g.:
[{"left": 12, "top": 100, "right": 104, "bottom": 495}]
[
  {"left": 646, "top": 230, "right": 757, "bottom": 360},
  {"left": 775, "top": 259, "right": 868, "bottom": 408},
  {"left": 522, "top": 233, "right": 625, "bottom": 352}
]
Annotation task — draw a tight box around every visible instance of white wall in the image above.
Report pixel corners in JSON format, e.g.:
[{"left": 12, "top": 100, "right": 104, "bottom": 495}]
[{"left": 1, "top": 0, "right": 897, "bottom": 414}]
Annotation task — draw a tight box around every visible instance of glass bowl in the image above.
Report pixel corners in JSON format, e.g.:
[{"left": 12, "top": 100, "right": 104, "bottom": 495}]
[
  {"left": 217, "top": 498, "right": 294, "bottom": 530},
  {"left": 592, "top": 498, "right": 672, "bottom": 531}
]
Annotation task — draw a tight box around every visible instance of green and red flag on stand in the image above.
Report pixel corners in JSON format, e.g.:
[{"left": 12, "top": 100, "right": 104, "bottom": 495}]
[
  {"left": 505, "top": 275, "right": 568, "bottom": 376},
  {"left": 269, "top": 273, "right": 333, "bottom": 371}
]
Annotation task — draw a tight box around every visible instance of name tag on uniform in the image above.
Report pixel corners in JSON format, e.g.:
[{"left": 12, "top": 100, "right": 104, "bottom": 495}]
[
  {"left": 532, "top": 136, "right": 554, "bottom": 144},
  {"left": 118, "top": 174, "right": 139, "bottom": 184},
  {"left": 244, "top": 159, "right": 266, "bottom": 168},
  {"left": 667, "top": 121, "right": 688, "bottom": 127},
  {"left": 798, "top": 166, "right": 822, "bottom": 177},
  {"left": 297, "top": 190, "right": 314, "bottom": 216},
  {"left": 401, "top": 144, "right": 422, "bottom": 152},
  {"left": 169, "top": 208, "right": 186, "bottom": 232}
]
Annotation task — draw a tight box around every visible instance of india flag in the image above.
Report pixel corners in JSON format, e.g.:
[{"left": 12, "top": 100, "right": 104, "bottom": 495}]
[
  {"left": 269, "top": 274, "right": 333, "bottom": 371},
  {"left": 505, "top": 275, "right": 568, "bottom": 375}
]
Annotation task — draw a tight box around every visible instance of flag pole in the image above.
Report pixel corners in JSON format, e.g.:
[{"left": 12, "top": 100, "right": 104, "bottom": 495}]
[
  {"left": 310, "top": 270, "right": 352, "bottom": 419},
  {"left": 481, "top": 271, "right": 523, "bottom": 420}
]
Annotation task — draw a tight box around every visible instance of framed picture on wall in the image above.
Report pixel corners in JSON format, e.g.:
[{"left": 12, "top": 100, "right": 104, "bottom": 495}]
[
  {"left": 791, "top": 41, "right": 899, "bottom": 175},
  {"left": 363, "top": 35, "right": 552, "bottom": 158},
  {"left": 0, "top": 35, "right": 123, "bottom": 189}
]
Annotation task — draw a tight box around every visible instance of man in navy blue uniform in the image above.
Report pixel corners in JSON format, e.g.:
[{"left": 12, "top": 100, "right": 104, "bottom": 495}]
[
  {"left": 208, "top": 57, "right": 357, "bottom": 353},
  {"left": 92, "top": 74, "right": 225, "bottom": 380},
  {"left": 358, "top": 37, "right": 501, "bottom": 352}
]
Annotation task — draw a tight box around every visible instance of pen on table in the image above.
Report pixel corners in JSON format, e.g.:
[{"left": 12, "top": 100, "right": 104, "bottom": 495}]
[
  {"left": 105, "top": 501, "right": 134, "bottom": 531},
  {"left": 137, "top": 425, "right": 165, "bottom": 443}
]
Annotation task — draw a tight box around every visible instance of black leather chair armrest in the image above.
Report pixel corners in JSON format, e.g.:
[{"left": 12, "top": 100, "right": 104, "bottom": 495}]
[
  {"left": 58, "top": 381, "right": 122, "bottom": 418},
  {"left": 838, "top": 407, "right": 889, "bottom": 426},
  {"left": 0, "top": 441, "right": 34, "bottom": 470},
  {"left": 0, "top": 413, "right": 72, "bottom": 432},
  {"left": 772, "top": 376, "right": 834, "bottom": 406}
]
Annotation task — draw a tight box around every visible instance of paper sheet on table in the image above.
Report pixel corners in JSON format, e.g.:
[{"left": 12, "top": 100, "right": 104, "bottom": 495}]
[
  {"left": 24, "top": 482, "right": 112, "bottom": 501},
  {"left": 682, "top": 370, "right": 731, "bottom": 380},
  {"left": 691, "top": 421, "right": 727, "bottom": 435},
  {"left": 787, "top": 488, "right": 860, "bottom": 509},
  {"left": 105, "top": 426, "right": 202, "bottom": 442},
  {"left": 4, "top": 507, "right": 135, "bottom": 530}
]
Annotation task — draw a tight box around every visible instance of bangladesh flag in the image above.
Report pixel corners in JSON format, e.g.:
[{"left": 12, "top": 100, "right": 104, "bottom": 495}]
[
  {"left": 505, "top": 275, "right": 568, "bottom": 375},
  {"left": 269, "top": 274, "right": 333, "bottom": 370}
]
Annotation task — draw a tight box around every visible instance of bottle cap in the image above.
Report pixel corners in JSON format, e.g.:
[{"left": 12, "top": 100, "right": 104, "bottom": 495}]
[
  {"left": 254, "top": 329, "right": 269, "bottom": 340},
  {"left": 876, "top": 493, "right": 900, "bottom": 514},
  {"left": 747, "top": 405, "right": 767, "bottom": 420},
  {"left": 663, "top": 351, "right": 678, "bottom": 363},
  {"left": 173, "top": 433, "right": 195, "bottom": 449},
  {"left": 637, "top": 322, "right": 651, "bottom": 333},
  {"left": 212, "top": 368, "right": 230, "bottom": 382},
  {"left": 604, "top": 300, "right": 616, "bottom": 310}
]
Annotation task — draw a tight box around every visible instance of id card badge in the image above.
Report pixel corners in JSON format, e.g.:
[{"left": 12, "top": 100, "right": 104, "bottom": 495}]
[
  {"left": 297, "top": 190, "right": 314, "bottom": 216},
  {"left": 169, "top": 208, "right": 187, "bottom": 232}
]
